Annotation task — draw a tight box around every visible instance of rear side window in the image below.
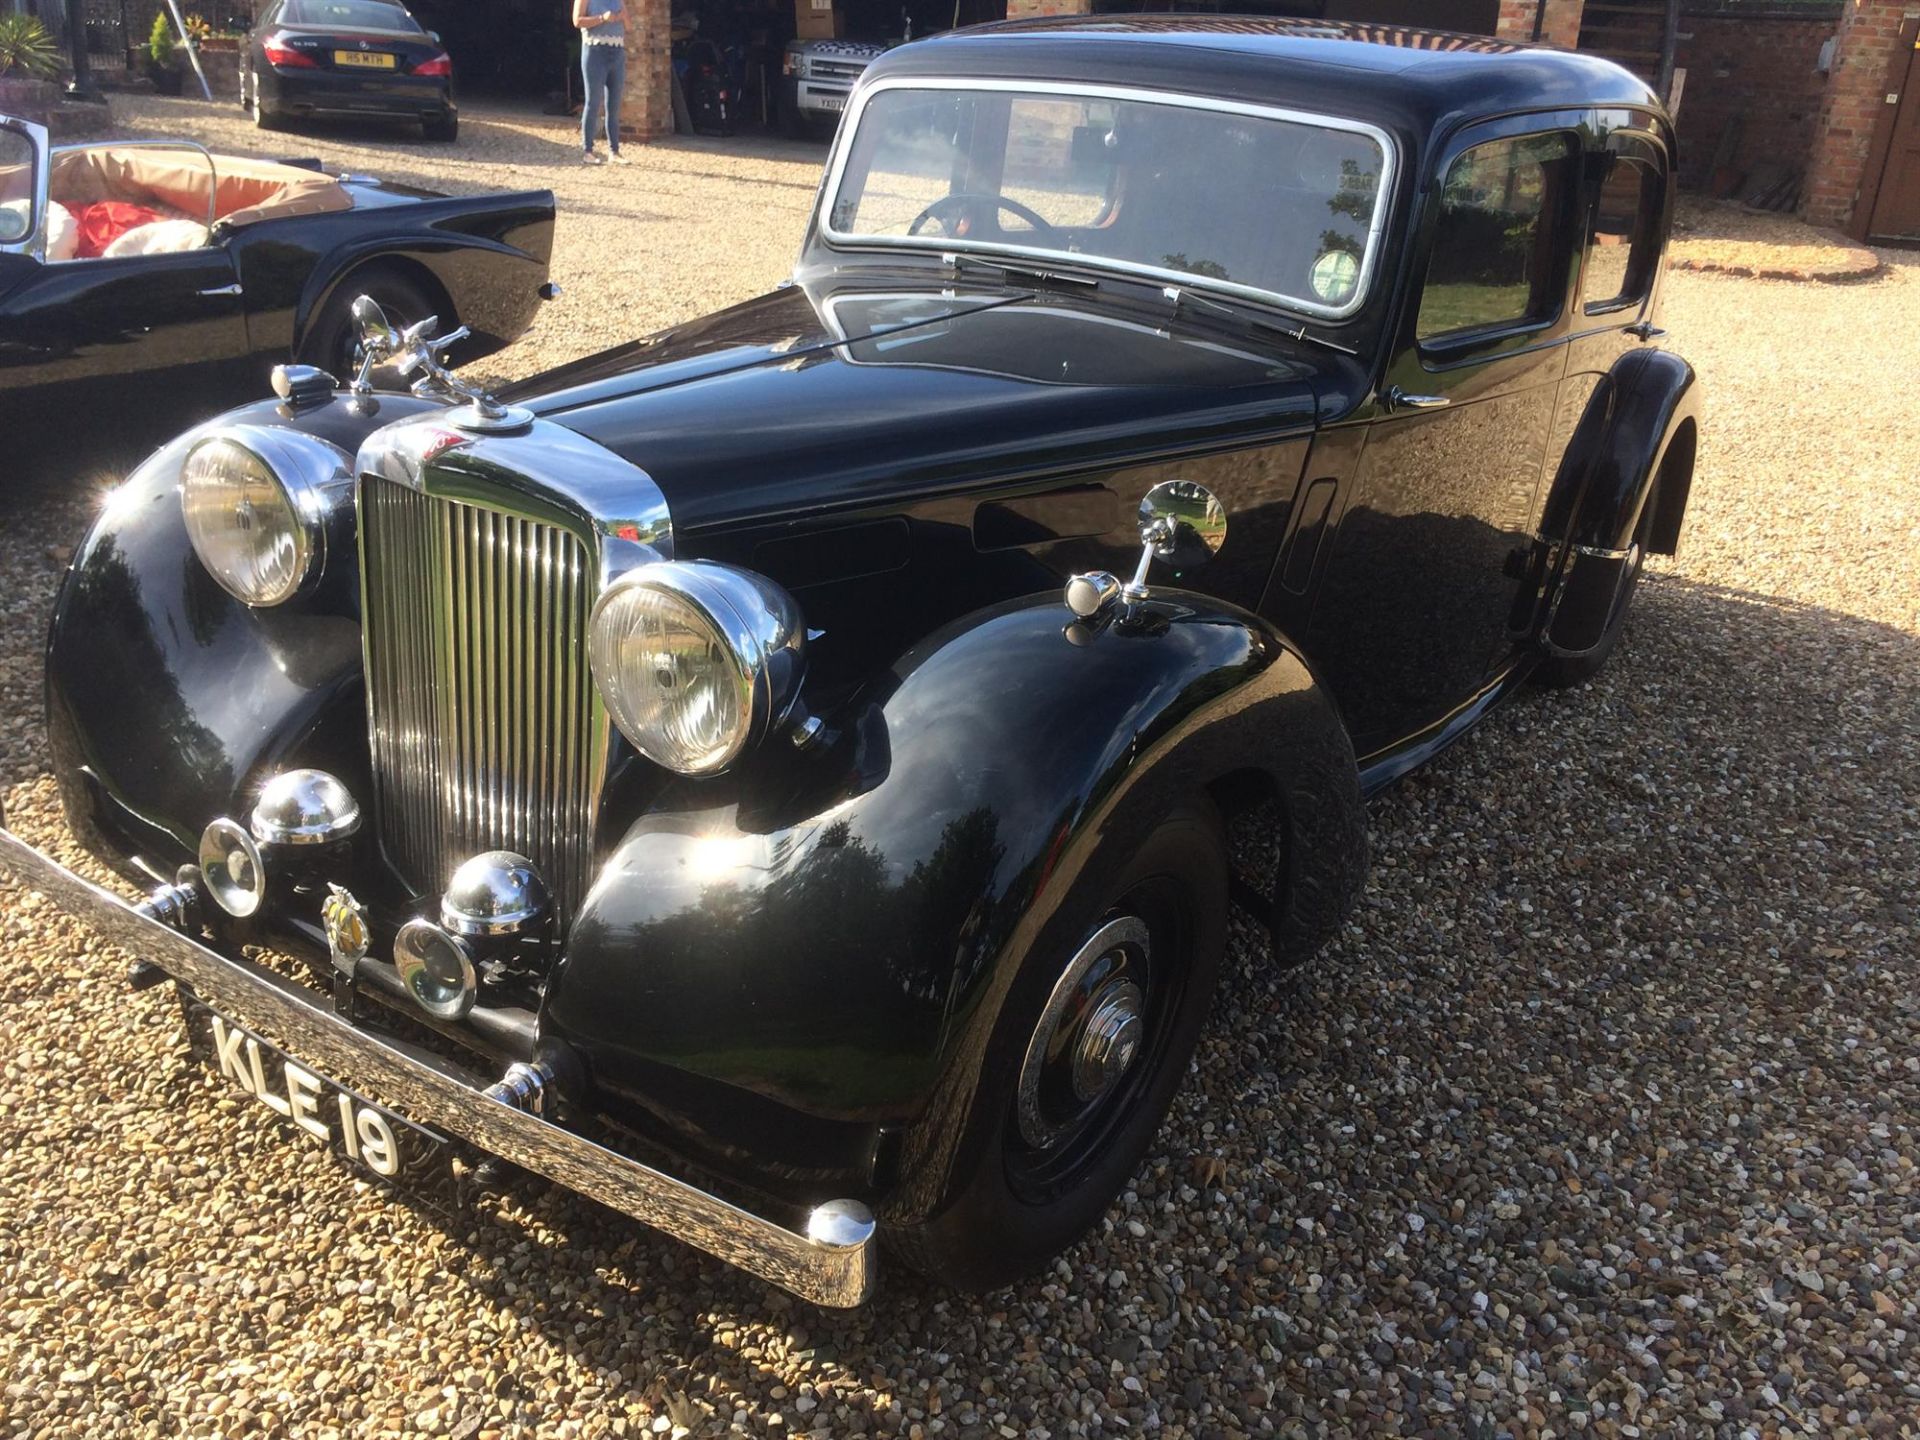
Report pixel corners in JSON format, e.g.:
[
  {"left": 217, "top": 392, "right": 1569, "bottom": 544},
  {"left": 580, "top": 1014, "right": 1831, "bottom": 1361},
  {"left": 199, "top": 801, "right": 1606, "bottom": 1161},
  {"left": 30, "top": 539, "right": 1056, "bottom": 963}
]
[
  {"left": 1417, "top": 133, "right": 1576, "bottom": 343},
  {"left": 1584, "top": 146, "right": 1664, "bottom": 314}
]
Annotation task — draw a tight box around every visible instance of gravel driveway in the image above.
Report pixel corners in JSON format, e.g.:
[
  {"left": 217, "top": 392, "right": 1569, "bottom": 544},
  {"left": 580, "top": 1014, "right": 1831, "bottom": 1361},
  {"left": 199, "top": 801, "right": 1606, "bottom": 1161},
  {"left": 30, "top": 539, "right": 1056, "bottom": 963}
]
[{"left": 1, "top": 97, "right": 1915, "bottom": 1439}]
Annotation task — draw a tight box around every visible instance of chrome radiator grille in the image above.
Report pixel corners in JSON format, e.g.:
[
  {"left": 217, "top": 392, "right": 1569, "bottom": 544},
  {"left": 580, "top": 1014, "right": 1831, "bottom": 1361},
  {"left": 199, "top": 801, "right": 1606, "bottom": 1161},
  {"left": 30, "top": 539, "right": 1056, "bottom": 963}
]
[{"left": 360, "top": 477, "right": 599, "bottom": 928}]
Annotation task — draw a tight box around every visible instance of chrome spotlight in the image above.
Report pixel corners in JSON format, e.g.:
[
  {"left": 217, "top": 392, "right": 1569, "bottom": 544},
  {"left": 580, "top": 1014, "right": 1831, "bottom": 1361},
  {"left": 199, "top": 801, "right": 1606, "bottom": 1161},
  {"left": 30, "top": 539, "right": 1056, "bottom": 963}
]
[
  {"left": 250, "top": 769, "right": 361, "bottom": 848},
  {"left": 198, "top": 817, "right": 267, "bottom": 919},
  {"left": 441, "top": 851, "right": 551, "bottom": 939},
  {"left": 394, "top": 919, "right": 477, "bottom": 1020}
]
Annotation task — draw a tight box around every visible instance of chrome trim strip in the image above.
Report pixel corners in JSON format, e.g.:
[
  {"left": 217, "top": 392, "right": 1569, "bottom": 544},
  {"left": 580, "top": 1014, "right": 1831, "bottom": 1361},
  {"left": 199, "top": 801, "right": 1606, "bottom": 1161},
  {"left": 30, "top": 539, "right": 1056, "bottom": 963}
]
[
  {"left": 814, "top": 75, "right": 1398, "bottom": 324},
  {"left": 1569, "top": 542, "right": 1634, "bottom": 561},
  {"left": 0, "top": 826, "right": 878, "bottom": 1307}
]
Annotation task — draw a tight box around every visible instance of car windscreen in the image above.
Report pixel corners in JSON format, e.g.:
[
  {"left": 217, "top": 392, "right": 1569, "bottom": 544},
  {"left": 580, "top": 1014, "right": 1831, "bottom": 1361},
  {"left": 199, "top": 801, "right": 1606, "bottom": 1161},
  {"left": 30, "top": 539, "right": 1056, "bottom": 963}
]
[
  {"left": 824, "top": 83, "right": 1391, "bottom": 320},
  {"left": 282, "top": 0, "right": 423, "bottom": 31}
]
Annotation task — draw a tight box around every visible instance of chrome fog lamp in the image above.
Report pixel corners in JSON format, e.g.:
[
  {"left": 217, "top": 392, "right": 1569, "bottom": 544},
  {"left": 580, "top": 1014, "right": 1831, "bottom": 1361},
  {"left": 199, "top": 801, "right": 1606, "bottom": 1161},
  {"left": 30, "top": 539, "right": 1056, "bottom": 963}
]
[
  {"left": 588, "top": 561, "right": 807, "bottom": 776},
  {"left": 394, "top": 919, "right": 477, "bottom": 1020},
  {"left": 198, "top": 816, "right": 268, "bottom": 918},
  {"left": 249, "top": 769, "right": 361, "bottom": 848},
  {"left": 180, "top": 425, "right": 352, "bottom": 607},
  {"left": 442, "top": 851, "right": 551, "bottom": 939}
]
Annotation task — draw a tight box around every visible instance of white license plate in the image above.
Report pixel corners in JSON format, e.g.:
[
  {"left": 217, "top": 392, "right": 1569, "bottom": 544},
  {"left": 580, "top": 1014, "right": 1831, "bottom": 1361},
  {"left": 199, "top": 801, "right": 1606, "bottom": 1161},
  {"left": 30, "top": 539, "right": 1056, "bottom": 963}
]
[
  {"left": 181, "top": 996, "right": 455, "bottom": 1197},
  {"left": 812, "top": 94, "right": 846, "bottom": 112}
]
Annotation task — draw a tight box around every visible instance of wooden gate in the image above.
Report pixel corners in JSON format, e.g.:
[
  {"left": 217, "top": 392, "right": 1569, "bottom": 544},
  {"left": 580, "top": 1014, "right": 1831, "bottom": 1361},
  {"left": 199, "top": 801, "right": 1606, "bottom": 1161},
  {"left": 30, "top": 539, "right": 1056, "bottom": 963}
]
[{"left": 1863, "top": 15, "right": 1920, "bottom": 240}]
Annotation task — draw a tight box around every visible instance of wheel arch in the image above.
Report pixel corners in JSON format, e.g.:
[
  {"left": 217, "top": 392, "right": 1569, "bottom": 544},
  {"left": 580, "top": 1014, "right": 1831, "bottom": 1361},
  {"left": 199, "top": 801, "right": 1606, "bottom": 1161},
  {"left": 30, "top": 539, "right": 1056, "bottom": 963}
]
[
  {"left": 294, "top": 251, "right": 458, "bottom": 360},
  {"left": 543, "top": 589, "right": 1367, "bottom": 1211}
]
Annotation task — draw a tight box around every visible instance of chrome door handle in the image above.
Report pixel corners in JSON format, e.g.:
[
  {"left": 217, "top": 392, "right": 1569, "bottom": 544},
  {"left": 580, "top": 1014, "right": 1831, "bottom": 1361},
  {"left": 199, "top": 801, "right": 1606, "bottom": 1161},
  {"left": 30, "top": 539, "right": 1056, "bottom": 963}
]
[
  {"left": 1625, "top": 321, "right": 1667, "bottom": 341},
  {"left": 1387, "top": 386, "right": 1450, "bottom": 410},
  {"left": 197, "top": 283, "right": 244, "bottom": 298}
]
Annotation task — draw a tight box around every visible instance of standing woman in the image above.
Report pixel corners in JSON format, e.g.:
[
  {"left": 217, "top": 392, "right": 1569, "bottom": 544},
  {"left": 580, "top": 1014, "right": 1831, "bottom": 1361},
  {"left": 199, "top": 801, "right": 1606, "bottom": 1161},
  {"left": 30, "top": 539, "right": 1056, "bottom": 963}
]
[{"left": 574, "top": 0, "right": 628, "bottom": 164}]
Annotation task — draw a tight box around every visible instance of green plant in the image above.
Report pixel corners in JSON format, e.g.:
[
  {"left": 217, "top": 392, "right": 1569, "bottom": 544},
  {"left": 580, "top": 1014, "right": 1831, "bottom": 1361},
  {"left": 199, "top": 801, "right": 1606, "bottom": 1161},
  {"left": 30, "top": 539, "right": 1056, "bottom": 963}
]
[
  {"left": 149, "top": 12, "right": 177, "bottom": 68},
  {"left": 0, "top": 14, "right": 62, "bottom": 79}
]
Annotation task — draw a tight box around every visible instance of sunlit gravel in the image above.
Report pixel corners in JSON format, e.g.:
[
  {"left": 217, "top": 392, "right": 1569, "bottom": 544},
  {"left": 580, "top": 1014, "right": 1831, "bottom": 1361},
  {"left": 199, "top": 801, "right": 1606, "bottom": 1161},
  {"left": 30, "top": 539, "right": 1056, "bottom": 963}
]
[{"left": 0, "top": 95, "right": 1915, "bottom": 1439}]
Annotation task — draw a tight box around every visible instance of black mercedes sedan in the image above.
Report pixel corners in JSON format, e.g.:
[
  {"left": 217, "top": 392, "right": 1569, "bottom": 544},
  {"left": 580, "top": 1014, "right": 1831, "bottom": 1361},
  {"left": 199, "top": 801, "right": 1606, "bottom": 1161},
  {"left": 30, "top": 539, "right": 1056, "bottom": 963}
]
[{"left": 241, "top": 0, "right": 457, "bottom": 141}]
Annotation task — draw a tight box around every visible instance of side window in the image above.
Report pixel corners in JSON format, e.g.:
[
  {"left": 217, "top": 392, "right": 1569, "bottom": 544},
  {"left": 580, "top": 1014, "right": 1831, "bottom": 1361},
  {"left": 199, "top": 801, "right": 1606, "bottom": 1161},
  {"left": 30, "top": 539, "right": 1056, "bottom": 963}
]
[
  {"left": 1416, "top": 132, "right": 1577, "bottom": 343},
  {"left": 1583, "top": 147, "right": 1663, "bottom": 314}
]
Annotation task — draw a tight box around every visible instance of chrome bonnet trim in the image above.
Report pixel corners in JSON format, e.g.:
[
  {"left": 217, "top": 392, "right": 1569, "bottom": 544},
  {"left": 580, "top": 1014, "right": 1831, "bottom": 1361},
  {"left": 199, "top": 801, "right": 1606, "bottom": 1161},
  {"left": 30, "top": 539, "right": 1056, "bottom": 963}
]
[
  {"left": 0, "top": 826, "right": 877, "bottom": 1307},
  {"left": 356, "top": 412, "right": 674, "bottom": 570}
]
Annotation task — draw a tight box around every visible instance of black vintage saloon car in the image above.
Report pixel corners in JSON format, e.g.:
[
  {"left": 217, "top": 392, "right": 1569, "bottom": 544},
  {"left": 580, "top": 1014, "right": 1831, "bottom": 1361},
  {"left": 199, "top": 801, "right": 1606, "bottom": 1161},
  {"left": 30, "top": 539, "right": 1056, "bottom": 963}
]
[{"left": 5, "top": 18, "right": 1701, "bottom": 1305}]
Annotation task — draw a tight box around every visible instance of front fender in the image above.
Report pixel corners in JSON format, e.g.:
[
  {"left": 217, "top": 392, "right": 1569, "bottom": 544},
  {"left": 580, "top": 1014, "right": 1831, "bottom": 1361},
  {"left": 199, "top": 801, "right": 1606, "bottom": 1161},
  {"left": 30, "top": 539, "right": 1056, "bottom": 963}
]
[
  {"left": 544, "top": 589, "right": 1360, "bottom": 1207},
  {"left": 46, "top": 390, "right": 442, "bottom": 881}
]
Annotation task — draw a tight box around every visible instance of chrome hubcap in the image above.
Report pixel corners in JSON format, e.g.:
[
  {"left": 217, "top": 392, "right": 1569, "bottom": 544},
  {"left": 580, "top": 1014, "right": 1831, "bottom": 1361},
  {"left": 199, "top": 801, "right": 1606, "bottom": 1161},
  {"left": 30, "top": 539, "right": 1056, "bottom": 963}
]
[
  {"left": 1015, "top": 916, "right": 1151, "bottom": 1150},
  {"left": 1071, "top": 981, "right": 1144, "bottom": 1102}
]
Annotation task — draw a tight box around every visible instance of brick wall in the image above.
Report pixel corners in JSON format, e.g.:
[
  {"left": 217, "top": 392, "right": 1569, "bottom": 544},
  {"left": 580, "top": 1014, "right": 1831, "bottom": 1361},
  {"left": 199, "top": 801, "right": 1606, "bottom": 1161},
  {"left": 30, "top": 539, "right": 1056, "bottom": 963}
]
[
  {"left": 1672, "top": 12, "right": 1838, "bottom": 189},
  {"left": 1494, "top": 0, "right": 1586, "bottom": 47},
  {"left": 618, "top": 0, "right": 674, "bottom": 144},
  {"left": 1802, "top": 0, "right": 1914, "bottom": 227}
]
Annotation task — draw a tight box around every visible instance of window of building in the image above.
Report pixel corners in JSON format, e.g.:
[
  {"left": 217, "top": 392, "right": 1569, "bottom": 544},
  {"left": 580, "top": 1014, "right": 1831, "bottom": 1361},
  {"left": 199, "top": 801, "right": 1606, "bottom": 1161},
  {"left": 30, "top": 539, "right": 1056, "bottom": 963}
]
[{"left": 1416, "top": 132, "right": 1576, "bottom": 343}]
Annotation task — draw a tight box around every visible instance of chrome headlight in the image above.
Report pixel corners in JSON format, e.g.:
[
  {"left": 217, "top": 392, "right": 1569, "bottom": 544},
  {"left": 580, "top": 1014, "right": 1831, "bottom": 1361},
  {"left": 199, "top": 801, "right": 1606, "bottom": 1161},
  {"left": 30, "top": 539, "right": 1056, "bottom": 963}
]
[
  {"left": 588, "top": 560, "right": 806, "bottom": 776},
  {"left": 180, "top": 425, "right": 352, "bottom": 606}
]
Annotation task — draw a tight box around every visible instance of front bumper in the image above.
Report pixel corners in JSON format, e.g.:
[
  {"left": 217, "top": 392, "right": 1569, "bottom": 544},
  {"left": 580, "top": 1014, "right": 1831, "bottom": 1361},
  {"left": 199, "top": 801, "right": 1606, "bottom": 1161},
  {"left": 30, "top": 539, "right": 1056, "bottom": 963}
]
[{"left": 0, "top": 819, "right": 878, "bottom": 1307}]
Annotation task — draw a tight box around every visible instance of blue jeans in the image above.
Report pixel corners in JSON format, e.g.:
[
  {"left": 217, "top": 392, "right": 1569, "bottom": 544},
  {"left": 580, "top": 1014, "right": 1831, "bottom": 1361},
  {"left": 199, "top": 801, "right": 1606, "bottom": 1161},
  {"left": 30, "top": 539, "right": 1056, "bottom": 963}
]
[{"left": 581, "top": 43, "right": 625, "bottom": 153}]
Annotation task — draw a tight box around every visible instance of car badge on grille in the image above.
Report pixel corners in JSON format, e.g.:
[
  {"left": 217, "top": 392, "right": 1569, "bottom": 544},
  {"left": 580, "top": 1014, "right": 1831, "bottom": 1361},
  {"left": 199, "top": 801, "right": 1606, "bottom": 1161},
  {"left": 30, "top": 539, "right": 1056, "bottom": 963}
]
[{"left": 322, "top": 883, "right": 371, "bottom": 1016}]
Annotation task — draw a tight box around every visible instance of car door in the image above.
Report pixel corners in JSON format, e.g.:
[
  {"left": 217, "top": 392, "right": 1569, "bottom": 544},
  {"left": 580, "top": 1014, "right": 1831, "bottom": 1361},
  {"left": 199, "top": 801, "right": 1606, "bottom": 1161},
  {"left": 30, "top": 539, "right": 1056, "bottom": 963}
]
[
  {"left": 1555, "top": 115, "right": 1674, "bottom": 482},
  {"left": 1305, "top": 112, "right": 1587, "bottom": 759},
  {"left": 0, "top": 143, "right": 252, "bottom": 464}
]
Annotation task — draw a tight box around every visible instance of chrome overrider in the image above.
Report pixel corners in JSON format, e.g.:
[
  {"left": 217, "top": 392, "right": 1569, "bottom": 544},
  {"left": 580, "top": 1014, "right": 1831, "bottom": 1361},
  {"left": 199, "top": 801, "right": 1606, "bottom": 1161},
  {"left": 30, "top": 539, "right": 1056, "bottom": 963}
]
[{"left": 0, "top": 814, "right": 880, "bottom": 1306}]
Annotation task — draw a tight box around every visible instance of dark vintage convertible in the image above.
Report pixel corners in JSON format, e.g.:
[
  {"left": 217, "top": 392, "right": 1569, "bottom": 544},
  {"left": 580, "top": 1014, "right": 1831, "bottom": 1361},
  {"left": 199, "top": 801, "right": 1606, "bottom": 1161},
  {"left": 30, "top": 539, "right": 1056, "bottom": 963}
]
[
  {"left": 2, "top": 18, "right": 1700, "bottom": 1305},
  {"left": 0, "top": 116, "right": 553, "bottom": 476}
]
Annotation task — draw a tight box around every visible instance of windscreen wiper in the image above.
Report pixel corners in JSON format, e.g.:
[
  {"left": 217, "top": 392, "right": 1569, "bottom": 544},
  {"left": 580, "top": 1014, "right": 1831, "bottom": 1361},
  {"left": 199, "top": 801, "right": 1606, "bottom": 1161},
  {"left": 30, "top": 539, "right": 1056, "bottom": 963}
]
[
  {"left": 1159, "top": 284, "right": 1359, "bottom": 358},
  {"left": 942, "top": 251, "right": 1100, "bottom": 291}
]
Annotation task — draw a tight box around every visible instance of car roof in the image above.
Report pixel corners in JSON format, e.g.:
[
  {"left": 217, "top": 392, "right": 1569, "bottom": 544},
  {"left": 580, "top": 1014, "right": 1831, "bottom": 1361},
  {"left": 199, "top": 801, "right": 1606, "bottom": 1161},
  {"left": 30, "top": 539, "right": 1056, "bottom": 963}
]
[{"left": 869, "top": 15, "right": 1663, "bottom": 133}]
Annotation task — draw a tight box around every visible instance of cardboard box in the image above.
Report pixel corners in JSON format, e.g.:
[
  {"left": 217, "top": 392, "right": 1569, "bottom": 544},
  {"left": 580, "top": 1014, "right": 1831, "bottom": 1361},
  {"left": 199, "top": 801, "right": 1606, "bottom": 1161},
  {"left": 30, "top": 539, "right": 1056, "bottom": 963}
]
[{"left": 794, "top": 0, "right": 842, "bottom": 40}]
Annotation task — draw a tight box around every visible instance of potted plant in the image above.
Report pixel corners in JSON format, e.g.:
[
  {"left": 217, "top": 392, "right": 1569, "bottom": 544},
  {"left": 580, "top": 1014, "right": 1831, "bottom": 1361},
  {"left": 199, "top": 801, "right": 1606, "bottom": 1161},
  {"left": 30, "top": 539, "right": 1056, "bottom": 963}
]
[
  {"left": 147, "top": 12, "right": 185, "bottom": 96},
  {"left": 0, "top": 14, "right": 63, "bottom": 119}
]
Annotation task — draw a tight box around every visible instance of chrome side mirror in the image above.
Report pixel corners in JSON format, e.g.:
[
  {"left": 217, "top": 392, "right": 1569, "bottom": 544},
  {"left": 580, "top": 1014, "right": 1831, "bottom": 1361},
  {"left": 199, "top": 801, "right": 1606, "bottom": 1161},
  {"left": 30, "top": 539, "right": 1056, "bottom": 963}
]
[
  {"left": 351, "top": 294, "right": 403, "bottom": 363},
  {"left": 1065, "top": 479, "right": 1227, "bottom": 618}
]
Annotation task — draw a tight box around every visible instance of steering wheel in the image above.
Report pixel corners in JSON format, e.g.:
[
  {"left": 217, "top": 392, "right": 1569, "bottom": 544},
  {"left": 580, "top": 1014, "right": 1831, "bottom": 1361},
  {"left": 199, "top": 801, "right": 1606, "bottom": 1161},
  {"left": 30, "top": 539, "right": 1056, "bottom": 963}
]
[{"left": 908, "top": 192, "right": 1057, "bottom": 240}]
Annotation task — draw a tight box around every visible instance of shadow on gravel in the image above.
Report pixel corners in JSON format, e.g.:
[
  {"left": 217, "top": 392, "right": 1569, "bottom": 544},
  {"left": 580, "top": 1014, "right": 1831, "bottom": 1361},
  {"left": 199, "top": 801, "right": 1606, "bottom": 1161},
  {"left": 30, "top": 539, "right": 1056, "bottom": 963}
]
[{"left": 148, "top": 566, "right": 1906, "bottom": 1430}]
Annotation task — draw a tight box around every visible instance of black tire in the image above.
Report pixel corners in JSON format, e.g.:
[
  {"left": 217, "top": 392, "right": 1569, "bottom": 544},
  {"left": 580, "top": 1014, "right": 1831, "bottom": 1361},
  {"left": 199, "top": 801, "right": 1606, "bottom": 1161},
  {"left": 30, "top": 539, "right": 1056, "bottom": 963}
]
[
  {"left": 884, "top": 802, "right": 1230, "bottom": 1291},
  {"left": 423, "top": 112, "right": 458, "bottom": 143},
  {"left": 298, "top": 268, "right": 441, "bottom": 385},
  {"left": 1534, "top": 503, "right": 1655, "bottom": 689},
  {"left": 250, "top": 78, "right": 283, "bottom": 131}
]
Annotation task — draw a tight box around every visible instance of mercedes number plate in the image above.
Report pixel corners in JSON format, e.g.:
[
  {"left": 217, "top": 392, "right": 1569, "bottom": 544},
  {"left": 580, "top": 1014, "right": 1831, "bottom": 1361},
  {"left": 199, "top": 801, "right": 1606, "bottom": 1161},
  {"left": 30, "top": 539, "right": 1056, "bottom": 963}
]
[
  {"left": 181, "top": 995, "right": 458, "bottom": 1202},
  {"left": 335, "top": 49, "right": 396, "bottom": 69}
]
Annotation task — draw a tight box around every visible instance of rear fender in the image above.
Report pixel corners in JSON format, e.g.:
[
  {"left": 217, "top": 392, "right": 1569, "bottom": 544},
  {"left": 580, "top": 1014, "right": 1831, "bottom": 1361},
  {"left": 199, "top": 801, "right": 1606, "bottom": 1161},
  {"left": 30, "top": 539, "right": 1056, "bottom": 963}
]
[
  {"left": 1538, "top": 349, "right": 1702, "bottom": 655},
  {"left": 292, "top": 194, "right": 555, "bottom": 358},
  {"left": 544, "top": 589, "right": 1364, "bottom": 1211}
]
